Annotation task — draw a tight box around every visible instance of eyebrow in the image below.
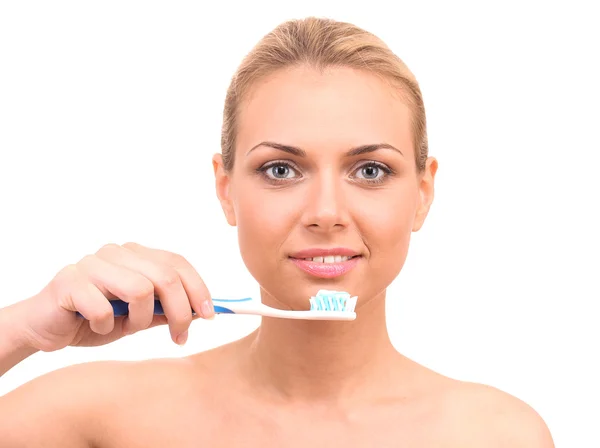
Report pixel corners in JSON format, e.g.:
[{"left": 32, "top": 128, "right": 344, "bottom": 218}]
[{"left": 246, "top": 141, "right": 404, "bottom": 158}]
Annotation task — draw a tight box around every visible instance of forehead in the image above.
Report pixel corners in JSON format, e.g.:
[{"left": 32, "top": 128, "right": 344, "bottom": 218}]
[{"left": 236, "top": 65, "right": 413, "bottom": 154}]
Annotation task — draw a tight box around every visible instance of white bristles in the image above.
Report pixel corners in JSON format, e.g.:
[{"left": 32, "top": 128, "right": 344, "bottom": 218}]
[{"left": 309, "top": 290, "right": 357, "bottom": 313}]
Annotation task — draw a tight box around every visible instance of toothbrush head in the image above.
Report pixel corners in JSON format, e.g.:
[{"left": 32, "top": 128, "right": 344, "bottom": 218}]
[{"left": 309, "top": 290, "right": 358, "bottom": 313}]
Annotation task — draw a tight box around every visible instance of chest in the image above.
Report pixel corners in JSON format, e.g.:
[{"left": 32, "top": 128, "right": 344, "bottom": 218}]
[{"left": 103, "top": 398, "right": 461, "bottom": 448}]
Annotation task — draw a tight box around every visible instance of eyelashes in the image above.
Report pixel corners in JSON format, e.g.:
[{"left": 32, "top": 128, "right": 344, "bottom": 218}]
[
  {"left": 255, "top": 160, "right": 396, "bottom": 185},
  {"left": 256, "top": 161, "right": 300, "bottom": 183},
  {"left": 354, "top": 161, "right": 395, "bottom": 184}
]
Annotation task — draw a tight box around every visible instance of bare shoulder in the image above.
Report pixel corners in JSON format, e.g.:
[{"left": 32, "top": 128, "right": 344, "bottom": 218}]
[
  {"left": 0, "top": 359, "right": 138, "bottom": 447},
  {"left": 0, "top": 355, "right": 204, "bottom": 447},
  {"left": 440, "top": 380, "right": 555, "bottom": 447},
  {"left": 2, "top": 355, "right": 196, "bottom": 405}
]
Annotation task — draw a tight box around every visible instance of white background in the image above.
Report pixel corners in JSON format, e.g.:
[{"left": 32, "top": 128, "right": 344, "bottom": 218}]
[{"left": 0, "top": 1, "right": 598, "bottom": 446}]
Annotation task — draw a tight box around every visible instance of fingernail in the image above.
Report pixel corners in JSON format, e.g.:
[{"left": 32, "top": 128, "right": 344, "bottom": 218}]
[
  {"left": 201, "top": 300, "right": 214, "bottom": 319},
  {"left": 176, "top": 330, "right": 188, "bottom": 346}
]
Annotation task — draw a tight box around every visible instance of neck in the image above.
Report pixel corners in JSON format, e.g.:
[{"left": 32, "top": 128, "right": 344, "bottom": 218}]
[{"left": 238, "top": 289, "right": 403, "bottom": 405}]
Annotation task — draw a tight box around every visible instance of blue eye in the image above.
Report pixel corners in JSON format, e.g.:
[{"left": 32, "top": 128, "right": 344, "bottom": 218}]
[
  {"left": 270, "top": 165, "right": 292, "bottom": 178},
  {"left": 360, "top": 165, "right": 379, "bottom": 179},
  {"left": 354, "top": 162, "right": 392, "bottom": 183},
  {"left": 258, "top": 161, "right": 300, "bottom": 182}
]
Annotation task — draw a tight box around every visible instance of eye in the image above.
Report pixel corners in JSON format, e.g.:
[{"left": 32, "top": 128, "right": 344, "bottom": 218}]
[
  {"left": 353, "top": 162, "right": 393, "bottom": 184},
  {"left": 257, "top": 161, "right": 300, "bottom": 182}
]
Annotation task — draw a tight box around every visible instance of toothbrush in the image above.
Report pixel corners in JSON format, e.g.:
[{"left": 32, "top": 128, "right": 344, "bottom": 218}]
[{"left": 77, "top": 290, "right": 358, "bottom": 321}]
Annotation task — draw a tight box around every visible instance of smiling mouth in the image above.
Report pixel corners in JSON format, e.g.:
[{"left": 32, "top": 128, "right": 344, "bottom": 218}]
[
  {"left": 290, "top": 255, "right": 361, "bottom": 263},
  {"left": 288, "top": 255, "right": 362, "bottom": 278}
]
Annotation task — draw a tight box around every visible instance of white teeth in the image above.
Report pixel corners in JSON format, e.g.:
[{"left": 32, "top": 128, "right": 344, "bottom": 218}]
[{"left": 304, "top": 255, "right": 352, "bottom": 263}]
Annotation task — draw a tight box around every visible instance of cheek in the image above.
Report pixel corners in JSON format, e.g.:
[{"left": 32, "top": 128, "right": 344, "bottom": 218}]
[
  {"left": 358, "top": 189, "right": 417, "bottom": 278},
  {"left": 234, "top": 188, "right": 299, "bottom": 276}
]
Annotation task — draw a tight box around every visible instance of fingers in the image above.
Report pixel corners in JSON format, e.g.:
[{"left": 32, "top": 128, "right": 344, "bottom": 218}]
[
  {"left": 95, "top": 243, "right": 194, "bottom": 343},
  {"left": 56, "top": 265, "right": 115, "bottom": 335},
  {"left": 122, "top": 243, "right": 214, "bottom": 321},
  {"left": 124, "top": 243, "right": 214, "bottom": 319},
  {"left": 173, "top": 262, "right": 214, "bottom": 319},
  {"left": 76, "top": 254, "right": 156, "bottom": 336},
  {"left": 60, "top": 242, "right": 212, "bottom": 346},
  {"left": 78, "top": 283, "right": 116, "bottom": 335}
]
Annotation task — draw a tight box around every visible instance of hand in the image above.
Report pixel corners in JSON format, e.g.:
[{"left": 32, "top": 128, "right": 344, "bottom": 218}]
[{"left": 14, "top": 242, "right": 213, "bottom": 351}]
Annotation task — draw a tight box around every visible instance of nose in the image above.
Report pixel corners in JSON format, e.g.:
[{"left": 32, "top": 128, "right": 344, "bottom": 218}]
[{"left": 300, "top": 168, "right": 350, "bottom": 232}]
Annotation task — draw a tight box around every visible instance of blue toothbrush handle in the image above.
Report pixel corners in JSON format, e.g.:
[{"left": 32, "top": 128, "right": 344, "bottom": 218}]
[{"left": 75, "top": 298, "right": 246, "bottom": 318}]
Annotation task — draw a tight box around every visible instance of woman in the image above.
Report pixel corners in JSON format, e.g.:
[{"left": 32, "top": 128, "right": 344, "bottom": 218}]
[{"left": 0, "top": 17, "right": 553, "bottom": 447}]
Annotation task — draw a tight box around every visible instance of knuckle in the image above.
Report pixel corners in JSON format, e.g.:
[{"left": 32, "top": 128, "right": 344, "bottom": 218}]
[
  {"left": 157, "top": 268, "right": 180, "bottom": 290},
  {"left": 167, "top": 251, "right": 186, "bottom": 266},
  {"left": 96, "top": 243, "right": 121, "bottom": 255},
  {"left": 77, "top": 254, "right": 97, "bottom": 268},
  {"left": 138, "top": 281, "right": 155, "bottom": 300},
  {"left": 127, "top": 278, "right": 155, "bottom": 301},
  {"left": 44, "top": 264, "right": 72, "bottom": 297},
  {"left": 56, "top": 263, "right": 78, "bottom": 281},
  {"left": 122, "top": 241, "right": 142, "bottom": 251},
  {"left": 50, "top": 264, "right": 79, "bottom": 292}
]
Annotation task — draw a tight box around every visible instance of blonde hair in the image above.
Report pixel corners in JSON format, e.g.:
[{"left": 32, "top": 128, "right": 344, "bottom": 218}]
[{"left": 221, "top": 17, "right": 428, "bottom": 172}]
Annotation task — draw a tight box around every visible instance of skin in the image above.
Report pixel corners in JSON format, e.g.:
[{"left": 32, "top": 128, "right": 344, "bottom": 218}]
[{"left": 0, "top": 65, "right": 554, "bottom": 447}]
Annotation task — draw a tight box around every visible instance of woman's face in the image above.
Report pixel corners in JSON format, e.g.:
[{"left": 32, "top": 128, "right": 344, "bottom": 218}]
[{"left": 214, "top": 65, "right": 436, "bottom": 310}]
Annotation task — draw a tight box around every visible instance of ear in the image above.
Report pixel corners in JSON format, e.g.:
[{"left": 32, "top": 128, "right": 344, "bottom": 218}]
[
  {"left": 212, "top": 153, "right": 237, "bottom": 226},
  {"left": 412, "top": 157, "right": 438, "bottom": 232}
]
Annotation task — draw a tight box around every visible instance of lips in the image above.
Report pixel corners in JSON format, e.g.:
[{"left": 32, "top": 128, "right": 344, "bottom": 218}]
[{"left": 288, "top": 248, "right": 362, "bottom": 278}]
